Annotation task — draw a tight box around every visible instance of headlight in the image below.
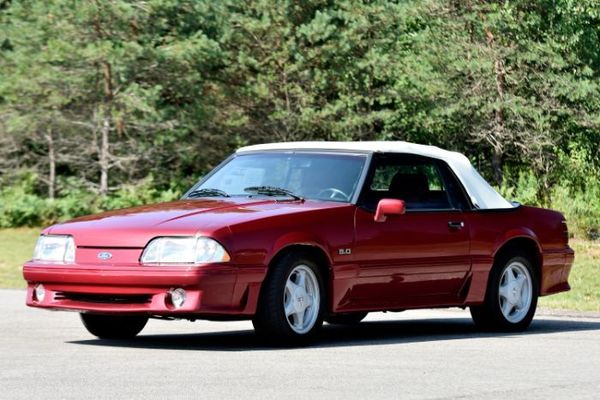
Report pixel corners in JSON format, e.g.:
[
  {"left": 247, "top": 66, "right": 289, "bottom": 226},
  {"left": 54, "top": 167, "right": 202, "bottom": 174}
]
[
  {"left": 140, "top": 237, "right": 231, "bottom": 265},
  {"left": 33, "top": 235, "right": 76, "bottom": 263}
]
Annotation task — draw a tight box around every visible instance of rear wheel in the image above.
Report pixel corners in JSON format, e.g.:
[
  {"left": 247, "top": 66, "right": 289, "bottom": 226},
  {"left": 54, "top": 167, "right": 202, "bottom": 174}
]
[
  {"left": 253, "top": 253, "right": 325, "bottom": 342},
  {"left": 326, "top": 312, "right": 368, "bottom": 325},
  {"left": 80, "top": 314, "right": 148, "bottom": 339},
  {"left": 470, "top": 254, "right": 538, "bottom": 331}
]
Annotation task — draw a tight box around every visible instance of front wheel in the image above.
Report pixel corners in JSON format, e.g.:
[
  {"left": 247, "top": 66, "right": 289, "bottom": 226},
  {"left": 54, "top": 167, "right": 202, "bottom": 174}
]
[
  {"left": 253, "top": 253, "right": 325, "bottom": 342},
  {"left": 80, "top": 314, "right": 148, "bottom": 339},
  {"left": 470, "top": 255, "right": 538, "bottom": 331}
]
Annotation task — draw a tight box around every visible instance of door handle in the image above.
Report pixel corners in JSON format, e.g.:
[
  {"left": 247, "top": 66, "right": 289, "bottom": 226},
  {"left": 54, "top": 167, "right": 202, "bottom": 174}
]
[{"left": 448, "top": 221, "right": 464, "bottom": 230}]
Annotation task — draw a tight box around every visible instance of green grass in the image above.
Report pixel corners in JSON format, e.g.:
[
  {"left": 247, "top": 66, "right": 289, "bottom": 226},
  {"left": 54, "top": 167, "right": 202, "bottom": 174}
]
[
  {"left": 0, "top": 227, "right": 40, "bottom": 288},
  {"left": 1, "top": 228, "right": 598, "bottom": 311}
]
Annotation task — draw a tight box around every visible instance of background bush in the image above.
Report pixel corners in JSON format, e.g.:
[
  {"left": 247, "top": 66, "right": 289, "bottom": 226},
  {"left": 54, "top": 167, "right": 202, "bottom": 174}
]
[
  {"left": 0, "top": 0, "right": 598, "bottom": 239},
  {"left": 0, "top": 172, "right": 180, "bottom": 228},
  {"left": 1, "top": 167, "right": 597, "bottom": 240}
]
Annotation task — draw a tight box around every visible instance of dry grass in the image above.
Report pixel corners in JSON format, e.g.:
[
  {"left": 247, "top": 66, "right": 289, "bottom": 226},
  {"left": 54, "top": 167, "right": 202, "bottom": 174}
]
[{"left": 0, "top": 227, "right": 40, "bottom": 288}]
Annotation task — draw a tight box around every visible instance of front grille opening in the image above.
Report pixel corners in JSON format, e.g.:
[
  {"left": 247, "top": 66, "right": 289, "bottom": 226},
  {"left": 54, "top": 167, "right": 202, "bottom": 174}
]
[{"left": 55, "top": 291, "right": 152, "bottom": 304}]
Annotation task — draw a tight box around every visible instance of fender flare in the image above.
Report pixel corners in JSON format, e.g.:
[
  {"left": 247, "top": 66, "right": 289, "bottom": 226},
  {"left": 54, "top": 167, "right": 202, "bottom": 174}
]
[
  {"left": 492, "top": 228, "right": 542, "bottom": 259},
  {"left": 266, "top": 232, "right": 333, "bottom": 268}
]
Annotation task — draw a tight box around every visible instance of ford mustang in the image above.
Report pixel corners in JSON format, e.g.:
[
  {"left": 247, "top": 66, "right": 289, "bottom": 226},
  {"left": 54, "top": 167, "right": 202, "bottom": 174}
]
[{"left": 23, "top": 142, "right": 574, "bottom": 342}]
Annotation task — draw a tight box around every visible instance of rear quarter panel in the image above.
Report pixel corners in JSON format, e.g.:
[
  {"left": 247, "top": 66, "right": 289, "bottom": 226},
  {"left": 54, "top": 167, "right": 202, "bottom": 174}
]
[{"left": 466, "top": 205, "right": 573, "bottom": 303}]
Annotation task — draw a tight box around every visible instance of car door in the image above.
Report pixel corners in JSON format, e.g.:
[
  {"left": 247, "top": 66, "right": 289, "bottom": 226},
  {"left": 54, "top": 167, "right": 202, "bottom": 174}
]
[{"left": 350, "top": 153, "right": 472, "bottom": 309}]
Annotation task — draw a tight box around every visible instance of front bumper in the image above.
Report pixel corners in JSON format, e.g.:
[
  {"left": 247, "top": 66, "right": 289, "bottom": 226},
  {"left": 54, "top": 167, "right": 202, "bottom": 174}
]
[{"left": 23, "top": 262, "right": 266, "bottom": 317}]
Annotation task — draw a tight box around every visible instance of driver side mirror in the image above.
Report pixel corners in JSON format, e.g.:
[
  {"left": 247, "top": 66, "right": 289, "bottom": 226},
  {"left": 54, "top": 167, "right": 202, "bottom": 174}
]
[{"left": 374, "top": 199, "right": 406, "bottom": 222}]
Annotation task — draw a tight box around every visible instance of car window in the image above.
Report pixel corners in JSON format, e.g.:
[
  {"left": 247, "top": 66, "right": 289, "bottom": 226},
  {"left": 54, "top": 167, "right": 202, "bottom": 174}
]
[
  {"left": 361, "top": 154, "right": 466, "bottom": 211},
  {"left": 370, "top": 164, "right": 444, "bottom": 191},
  {"left": 190, "top": 152, "right": 368, "bottom": 203}
]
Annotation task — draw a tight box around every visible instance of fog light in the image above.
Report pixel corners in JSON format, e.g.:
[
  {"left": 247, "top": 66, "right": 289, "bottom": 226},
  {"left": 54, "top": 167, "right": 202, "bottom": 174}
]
[
  {"left": 168, "top": 288, "right": 186, "bottom": 309},
  {"left": 34, "top": 284, "right": 46, "bottom": 302}
]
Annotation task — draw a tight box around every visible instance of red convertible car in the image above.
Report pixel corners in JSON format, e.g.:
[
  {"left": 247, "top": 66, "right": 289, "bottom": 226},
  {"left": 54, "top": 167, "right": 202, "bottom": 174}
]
[{"left": 23, "top": 142, "right": 574, "bottom": 342}]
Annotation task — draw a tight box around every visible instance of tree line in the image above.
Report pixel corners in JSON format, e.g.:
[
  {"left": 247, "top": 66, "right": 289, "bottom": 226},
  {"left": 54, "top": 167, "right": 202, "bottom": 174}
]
[{"left": 0, "top": 0, "right": 598, "bottom": 235}]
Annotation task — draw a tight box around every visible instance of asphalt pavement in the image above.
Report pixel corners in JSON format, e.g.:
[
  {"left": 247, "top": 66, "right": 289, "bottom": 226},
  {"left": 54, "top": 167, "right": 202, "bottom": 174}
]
[{"left": 1, "top": 289, "right": 599, "bottom": 399}]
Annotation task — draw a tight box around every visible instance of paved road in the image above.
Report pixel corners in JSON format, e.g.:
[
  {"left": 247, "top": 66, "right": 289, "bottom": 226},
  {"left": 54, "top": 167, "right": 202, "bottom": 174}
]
[{"left": 1, "top": 289, "right": 599, "bottom": 399}]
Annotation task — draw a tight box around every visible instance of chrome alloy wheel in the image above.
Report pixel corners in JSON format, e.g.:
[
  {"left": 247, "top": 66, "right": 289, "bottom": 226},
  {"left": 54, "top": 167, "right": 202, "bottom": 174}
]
[
  {"left": 498, "top": 261, "right": 533, "bottom": 323},
  {"left": 283, "top": 265, "right": 320, "bottom": 334}
]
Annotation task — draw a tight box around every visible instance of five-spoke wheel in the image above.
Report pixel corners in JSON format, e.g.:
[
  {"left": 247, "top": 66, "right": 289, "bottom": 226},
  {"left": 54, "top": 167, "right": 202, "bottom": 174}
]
[
  {"left": 471, "top": 254, "right": 538, "bottom": 331},
  {"left": 283, "top": 265, "right": 321, "bottom": 334},
  {"left": 498, "top": 261, "right": 533, "bottom": 323},
  {"left": 253, "top": 252, "right": 325, "bottom": 342}
]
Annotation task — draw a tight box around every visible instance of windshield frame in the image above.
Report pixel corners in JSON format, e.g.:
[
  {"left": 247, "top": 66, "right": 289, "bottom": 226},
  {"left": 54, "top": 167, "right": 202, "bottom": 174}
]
[{"left": 182, "top": 150, "right": 373, "bottom": 204}]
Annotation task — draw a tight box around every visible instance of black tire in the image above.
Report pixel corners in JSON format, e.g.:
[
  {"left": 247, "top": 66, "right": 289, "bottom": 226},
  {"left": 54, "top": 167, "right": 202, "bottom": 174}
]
[
  {"left": 80, "top": 313, "right": 148, "bottom": 339},
  {"left": 470, "top": 254, "right": 538, "bottom": 332},
  {"left": 252, "top": 252, "right": 325, "bottom": 343},
  {"left": 326, "top": 312, "right": 368, "bottom": 325}
]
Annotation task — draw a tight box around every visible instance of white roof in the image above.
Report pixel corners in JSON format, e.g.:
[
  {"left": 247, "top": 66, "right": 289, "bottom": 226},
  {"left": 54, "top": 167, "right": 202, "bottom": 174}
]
[{"left": 237, "top": 141, "right": 513, "bottom": 209}]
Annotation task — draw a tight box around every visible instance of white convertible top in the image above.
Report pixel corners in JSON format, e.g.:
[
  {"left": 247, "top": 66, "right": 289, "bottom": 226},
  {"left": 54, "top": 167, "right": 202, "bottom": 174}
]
[{"left": 237, "top": 141, "right": 513, "bottom": 209}]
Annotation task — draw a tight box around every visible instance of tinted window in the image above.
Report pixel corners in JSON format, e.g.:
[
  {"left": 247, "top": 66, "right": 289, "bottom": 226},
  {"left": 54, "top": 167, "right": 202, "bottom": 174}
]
[
  {"left": 370, "top": 164, "right": 445, "bottom": 191},
  {"left": 361, "top": 154, "right": 467, "bottom": 211},
  {"left": 191, "top": 152, "right": 367, "bottom": 202}
]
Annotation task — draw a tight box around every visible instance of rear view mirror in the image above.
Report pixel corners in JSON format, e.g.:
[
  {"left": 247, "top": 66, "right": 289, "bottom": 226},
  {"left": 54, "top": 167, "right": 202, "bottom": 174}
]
[{"left": 374, "top": 199, "right": 406, "bottom": 222}]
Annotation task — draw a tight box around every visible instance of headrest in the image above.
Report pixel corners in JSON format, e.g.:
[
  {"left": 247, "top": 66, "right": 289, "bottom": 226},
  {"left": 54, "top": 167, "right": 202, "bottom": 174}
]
[{"left": 389, "top": 172, "right": 429, "bottom": 198}]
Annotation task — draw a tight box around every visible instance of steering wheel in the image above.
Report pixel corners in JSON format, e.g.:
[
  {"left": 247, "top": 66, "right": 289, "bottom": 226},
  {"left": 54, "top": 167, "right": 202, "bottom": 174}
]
[{"left": 316, "top": 187, "right": 349, "bottom": 201}]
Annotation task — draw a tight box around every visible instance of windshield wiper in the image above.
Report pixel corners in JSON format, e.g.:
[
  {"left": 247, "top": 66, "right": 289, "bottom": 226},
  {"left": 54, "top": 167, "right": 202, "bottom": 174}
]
[
  {"left": 187, "top": 188, "right": 230, "bottom": 198},
  {"left": 243, "top": 186, "right": 303, "bottom": 201}
]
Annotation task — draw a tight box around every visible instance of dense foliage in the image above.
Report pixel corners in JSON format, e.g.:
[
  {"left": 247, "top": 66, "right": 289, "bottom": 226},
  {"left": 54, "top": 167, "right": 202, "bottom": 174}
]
[{"left": 0, "top": 0, "right": 598, "bottom": 237}]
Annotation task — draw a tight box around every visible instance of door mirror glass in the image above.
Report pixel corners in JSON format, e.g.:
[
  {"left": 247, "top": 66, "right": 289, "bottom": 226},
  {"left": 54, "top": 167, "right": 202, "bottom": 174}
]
[{"left": 374, "top": 199, "right": 406, "bottom": 222}]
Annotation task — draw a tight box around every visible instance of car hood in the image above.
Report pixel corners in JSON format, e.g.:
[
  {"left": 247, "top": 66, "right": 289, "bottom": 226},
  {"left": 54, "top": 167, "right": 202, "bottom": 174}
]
[{"left": 46, "top": 198, "right": 344, "bottom": 247}]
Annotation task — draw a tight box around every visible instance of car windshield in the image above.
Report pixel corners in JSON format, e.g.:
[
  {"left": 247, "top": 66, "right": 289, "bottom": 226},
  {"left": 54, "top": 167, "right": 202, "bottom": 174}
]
[{"left": 186, "top": 152, "right": 368, "bottom": 203}]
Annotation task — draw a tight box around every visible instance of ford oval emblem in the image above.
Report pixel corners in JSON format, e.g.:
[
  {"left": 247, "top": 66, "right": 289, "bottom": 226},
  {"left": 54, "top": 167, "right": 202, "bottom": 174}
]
[{"left": 97, "top": 251, "right": 112, "bottom": 260}]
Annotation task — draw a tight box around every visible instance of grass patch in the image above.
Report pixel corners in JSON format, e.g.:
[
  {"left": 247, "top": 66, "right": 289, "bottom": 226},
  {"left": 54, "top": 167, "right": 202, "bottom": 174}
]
[
  {"left": 0, "top": 228, "right": 598, "bottom": 311},
  {"left": 0, "top": 227, "right": 40, "bottom": 288}
]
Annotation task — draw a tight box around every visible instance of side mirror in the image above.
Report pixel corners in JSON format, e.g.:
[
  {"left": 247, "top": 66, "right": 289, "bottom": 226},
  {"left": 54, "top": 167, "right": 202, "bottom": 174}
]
[{"left": 374, "top": 199, "right": 406, "bottom": 222}]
